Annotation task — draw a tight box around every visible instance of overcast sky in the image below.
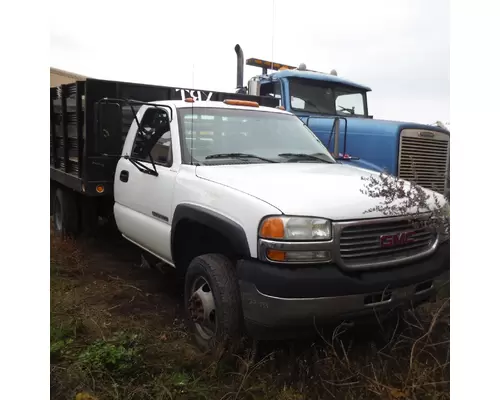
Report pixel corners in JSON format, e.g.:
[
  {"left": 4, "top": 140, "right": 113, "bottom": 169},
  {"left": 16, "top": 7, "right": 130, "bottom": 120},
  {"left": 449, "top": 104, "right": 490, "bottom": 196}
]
[{"left": 50, "top": 0, "right": 449, "bottom": 124}]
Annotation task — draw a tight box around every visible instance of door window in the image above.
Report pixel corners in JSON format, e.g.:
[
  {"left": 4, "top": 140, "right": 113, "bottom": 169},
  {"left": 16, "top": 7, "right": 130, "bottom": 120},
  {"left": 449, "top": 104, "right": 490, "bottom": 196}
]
[
  {"left": 260, "top": 82, "right": 282, "bottom": 106},
  {"left": 131, "top": 107, "right": 173, "bottom": 167}
]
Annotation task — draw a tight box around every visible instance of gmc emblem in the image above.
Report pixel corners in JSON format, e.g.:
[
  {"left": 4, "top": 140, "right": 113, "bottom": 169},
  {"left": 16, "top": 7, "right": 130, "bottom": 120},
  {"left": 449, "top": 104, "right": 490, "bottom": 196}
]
[{"left": 380, "top": 231, "right": 416, "bottom": 248}]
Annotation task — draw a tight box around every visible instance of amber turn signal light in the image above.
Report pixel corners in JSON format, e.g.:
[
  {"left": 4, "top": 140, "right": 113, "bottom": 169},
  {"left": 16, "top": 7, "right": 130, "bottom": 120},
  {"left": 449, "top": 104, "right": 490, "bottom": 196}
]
[
  {"left": 259, "top": 217, "right": 285, "bottom": 239},
  {"left": 266, "top": 249, "right": 286, "bottom": 261}
]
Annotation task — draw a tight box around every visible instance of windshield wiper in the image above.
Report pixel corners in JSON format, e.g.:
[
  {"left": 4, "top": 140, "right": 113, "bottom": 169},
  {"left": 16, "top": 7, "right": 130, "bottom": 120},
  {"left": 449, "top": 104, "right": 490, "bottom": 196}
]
[
  {"left": 338, "top": 105, "right": 354, "bottom": 115},
  {"left": 205, "top": 153, "right": 278, "bottom": 163},
  {"left": 278, "top": 153, "right": 334, "bottom": 164},
  {"left": 304, "top": 99, "right": 323, "bottom": 113}
]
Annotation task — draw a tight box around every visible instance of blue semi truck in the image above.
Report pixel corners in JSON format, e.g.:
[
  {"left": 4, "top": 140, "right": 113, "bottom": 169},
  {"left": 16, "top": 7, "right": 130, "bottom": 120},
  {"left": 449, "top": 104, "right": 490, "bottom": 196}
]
[{"left": 234, "top": 45, "right": 450, "bottom": 196}]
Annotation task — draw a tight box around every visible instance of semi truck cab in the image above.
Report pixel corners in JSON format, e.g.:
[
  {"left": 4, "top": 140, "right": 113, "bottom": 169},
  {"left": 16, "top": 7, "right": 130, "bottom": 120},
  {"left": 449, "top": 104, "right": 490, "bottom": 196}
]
[{"left": 234, "top": 45, "right": 450, "bottom": 196}]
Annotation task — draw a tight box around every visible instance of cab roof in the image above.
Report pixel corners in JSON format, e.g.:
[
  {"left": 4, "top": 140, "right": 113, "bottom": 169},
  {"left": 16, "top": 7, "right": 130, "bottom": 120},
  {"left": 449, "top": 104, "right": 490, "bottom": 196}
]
[
  {"left": 269, "top": 69, "right": 372, "bottom": 92},
  {"left": 150, "top": 100, "right": 290, "bottom": 114}
]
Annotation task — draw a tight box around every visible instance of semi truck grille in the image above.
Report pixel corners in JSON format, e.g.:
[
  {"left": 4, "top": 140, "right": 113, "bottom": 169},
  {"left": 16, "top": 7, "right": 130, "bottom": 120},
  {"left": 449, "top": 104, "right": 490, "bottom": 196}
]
[
  {"left": 338, "top": 217, "right": 437, "bottom": 269},
  {"left": 398, "top": 129, "right": 450, "bottom": 194}
]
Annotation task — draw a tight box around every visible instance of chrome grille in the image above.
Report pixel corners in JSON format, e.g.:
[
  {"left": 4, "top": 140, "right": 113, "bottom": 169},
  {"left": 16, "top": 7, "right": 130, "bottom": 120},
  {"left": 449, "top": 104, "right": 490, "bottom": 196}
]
[
  {"left": 338, "top": 217, "right": 437, "bottom": 269},
  {"left": 398, "top": 129, "right": 450, "bottom": 194}
]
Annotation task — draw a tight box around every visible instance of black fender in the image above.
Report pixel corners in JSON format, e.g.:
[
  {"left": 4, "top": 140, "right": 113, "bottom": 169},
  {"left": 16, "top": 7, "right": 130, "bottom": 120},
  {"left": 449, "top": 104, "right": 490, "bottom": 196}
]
[{"left": 171, "top": 204, "right": 251, "bottom": 259}]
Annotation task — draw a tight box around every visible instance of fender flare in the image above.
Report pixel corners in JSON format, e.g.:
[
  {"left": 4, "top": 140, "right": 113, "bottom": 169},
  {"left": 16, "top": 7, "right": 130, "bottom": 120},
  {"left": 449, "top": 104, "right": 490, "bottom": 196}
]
[{"left": 171, "top": 204, "right": 251, "bottom": 259}]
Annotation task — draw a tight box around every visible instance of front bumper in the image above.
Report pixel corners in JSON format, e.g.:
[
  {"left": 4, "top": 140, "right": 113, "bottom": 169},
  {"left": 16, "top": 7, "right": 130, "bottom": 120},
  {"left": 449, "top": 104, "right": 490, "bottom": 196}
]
[{"left": 236, "top": 242, "right": 449, "bottom": 338}]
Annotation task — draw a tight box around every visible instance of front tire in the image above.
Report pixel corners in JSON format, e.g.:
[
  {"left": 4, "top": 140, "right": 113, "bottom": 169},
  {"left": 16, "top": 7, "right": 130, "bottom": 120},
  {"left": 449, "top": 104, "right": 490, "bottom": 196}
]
[{"left": 184, "top": 254, "right": 243, "bottom": 352}]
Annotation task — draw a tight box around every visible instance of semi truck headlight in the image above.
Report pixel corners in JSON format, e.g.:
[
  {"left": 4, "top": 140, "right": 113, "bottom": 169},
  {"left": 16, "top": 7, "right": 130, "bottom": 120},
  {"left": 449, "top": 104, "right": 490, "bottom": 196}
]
[{"left": 259, "top": 216, "right": 332, "bottom": 241}]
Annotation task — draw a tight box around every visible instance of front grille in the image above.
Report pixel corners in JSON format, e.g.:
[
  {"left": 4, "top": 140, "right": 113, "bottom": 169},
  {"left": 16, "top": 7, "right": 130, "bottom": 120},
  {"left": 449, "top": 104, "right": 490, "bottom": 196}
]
[
  {"left": 398, "top": 129, "right": 450, "bottom": 194},
  {"left": 338, "top": 217, "right": 437, "bottom": 268}
]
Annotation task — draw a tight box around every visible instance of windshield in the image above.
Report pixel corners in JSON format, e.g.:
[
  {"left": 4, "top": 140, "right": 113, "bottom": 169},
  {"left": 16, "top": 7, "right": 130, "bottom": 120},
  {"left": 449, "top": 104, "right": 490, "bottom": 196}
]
[
  {"left": 177, "top": 107, "right": 336, "bottom": 165},
  {"left": 289, "top": 78, "right": 367, "bottom": 117}
]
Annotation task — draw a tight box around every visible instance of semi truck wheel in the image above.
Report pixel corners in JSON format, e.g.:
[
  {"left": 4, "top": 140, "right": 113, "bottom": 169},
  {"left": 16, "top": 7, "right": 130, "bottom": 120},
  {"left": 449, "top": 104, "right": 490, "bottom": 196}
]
[
  {"left": 53, "top": 188, "right": 81, "bottom": 237},
  {"left": 184, "top": 254, "right": 243, "bottom": 351}
]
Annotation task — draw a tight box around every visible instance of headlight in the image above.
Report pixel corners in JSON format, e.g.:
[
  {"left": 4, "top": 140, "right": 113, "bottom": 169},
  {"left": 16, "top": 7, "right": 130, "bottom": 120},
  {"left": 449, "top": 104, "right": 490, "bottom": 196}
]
[
  {"left": 259, "top": 216, "right": 332, "bottom": 241},
  {"left": 258, "top": 216, "right": 333, "bottom": 264}
]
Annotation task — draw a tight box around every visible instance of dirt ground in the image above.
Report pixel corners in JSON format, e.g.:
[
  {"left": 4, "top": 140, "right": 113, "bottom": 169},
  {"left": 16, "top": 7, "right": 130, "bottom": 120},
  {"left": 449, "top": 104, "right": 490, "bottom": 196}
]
[{"left": 50, "top": 224, "right": 450, "bottom": 400}]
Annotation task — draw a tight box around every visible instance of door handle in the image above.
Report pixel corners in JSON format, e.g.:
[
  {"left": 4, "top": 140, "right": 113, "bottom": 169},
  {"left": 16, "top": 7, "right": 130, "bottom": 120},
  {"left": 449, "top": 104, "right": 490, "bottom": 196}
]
[{"left": 120, "top": 170, "right": 129, "bottom": 182}]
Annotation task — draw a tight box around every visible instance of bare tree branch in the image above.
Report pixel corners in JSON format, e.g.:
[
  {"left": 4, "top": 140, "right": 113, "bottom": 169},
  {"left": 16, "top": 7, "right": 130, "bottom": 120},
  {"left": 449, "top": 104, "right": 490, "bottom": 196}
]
[{"left": 360, "top": 167, "right": 450, "bottom": 236}]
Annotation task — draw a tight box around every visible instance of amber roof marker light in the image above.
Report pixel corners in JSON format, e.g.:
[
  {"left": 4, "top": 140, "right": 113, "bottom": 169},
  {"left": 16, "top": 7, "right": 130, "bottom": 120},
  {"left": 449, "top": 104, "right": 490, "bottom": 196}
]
[{"left": 223, "top": 99, "right": 260, "bottom": 107}]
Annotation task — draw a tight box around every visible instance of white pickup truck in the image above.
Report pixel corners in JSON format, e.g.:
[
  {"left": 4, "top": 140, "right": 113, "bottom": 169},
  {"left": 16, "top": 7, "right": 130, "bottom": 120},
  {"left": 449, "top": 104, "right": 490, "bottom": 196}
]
[{"left": 50, "top": 78, "right": 450, "bottom": 350}]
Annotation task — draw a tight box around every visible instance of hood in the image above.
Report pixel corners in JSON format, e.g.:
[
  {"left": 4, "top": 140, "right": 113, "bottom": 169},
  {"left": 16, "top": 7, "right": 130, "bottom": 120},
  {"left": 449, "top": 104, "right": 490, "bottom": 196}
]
[
  {"left": 300, "top": 116, "right": 450, "bottom": 174},
  {"left": 300, "top": 115, "right": 450, "bottom": 137},
  {"left": 195, "top": 163, "right": 443, "bottom": 221}
]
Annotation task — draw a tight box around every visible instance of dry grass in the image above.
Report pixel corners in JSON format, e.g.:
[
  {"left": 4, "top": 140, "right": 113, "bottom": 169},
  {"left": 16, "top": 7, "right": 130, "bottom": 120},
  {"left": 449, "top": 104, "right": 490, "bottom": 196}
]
[{"left": 50, "top": 229, "right": 450, "bottom": 400}]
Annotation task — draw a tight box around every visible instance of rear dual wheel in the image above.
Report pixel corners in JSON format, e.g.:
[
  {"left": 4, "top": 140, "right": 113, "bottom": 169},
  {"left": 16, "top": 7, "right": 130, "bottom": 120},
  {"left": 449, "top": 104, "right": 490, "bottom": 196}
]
[
  {"left": 52, "top": 187, "right": 101, "bottom": 237},
  {"left": 52, "top": 188, "right": 81, "bottom": 237}
]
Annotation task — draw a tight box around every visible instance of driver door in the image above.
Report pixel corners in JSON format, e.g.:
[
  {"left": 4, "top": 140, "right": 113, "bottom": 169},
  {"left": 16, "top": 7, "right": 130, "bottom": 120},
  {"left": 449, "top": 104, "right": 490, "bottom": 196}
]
[{"left": 114, "top": 106, "right": 177, "bottom": 263}]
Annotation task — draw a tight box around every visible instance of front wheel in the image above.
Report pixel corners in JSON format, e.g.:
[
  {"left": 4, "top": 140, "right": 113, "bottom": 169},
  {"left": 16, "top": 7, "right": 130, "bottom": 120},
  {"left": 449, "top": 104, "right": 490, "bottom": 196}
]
[{"left": 184, "top": 254, "right": 243, "bottom": 352}]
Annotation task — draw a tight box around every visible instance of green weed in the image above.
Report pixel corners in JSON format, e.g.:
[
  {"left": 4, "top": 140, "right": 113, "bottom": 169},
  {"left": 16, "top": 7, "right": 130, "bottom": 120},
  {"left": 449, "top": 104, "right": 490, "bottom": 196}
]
[{"left": 77, "top": 331, "right": 144, "bottom": 379}]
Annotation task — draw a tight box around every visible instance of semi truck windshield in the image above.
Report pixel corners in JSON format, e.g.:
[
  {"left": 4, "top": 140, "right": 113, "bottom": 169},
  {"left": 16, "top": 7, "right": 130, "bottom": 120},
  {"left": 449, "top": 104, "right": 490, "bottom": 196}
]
[{"left": 289, "top": 78, "right": 367, "bottom": 117}]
